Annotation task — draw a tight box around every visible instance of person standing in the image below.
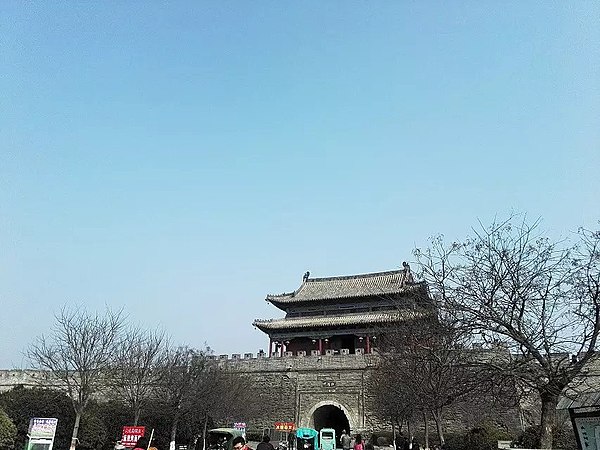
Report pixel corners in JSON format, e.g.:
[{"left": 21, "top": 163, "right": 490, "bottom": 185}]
[
  {"left": 353, "top": 435, "right": 363, "bottom": 450},
  {"left": 340, "top": 431, "right": 351, "bottom": 450},
  {"left": 257, "top": 436, "right": 275, "bottom": 450}
]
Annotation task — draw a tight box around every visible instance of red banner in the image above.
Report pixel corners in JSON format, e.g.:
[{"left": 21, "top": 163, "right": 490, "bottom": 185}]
[
  {"left": 122, "top": 426, "right": 146, "bottom": 448},
  {"left": 274, "top": 422, "right": 295, "bottom": 431}
]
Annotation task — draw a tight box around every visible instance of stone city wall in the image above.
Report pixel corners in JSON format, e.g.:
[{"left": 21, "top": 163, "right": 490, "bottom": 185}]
[
  {"left": 219, "top": 353, "right": 380, "bottom": 432},
  {"left": 217, "top": 352, "right": 522, "bottom": 434},
  {"left": 0, "top": 370, "right": 54, "bottom": 392},
  {"left": 0, "top": 352, "right": 523, "bottom": 435}
]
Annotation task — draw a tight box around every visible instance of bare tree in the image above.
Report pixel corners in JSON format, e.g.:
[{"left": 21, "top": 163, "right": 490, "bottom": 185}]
[
  {"left": 414, "top": 217, "right": 600, "bottom": 449},
  {"left": 157, "top": 346, "right": 212, "bottom": 450},
  {"left": 368, "top": 360, "right": 417, "bottom": 446},
  {"left": 108, "top": 327, "right": 167, "bottom": 425},
  {"left": 372, "top": 315, "right": 485, "bottom": 446},
  {"left": 27, "top": 306, "right": 125, "bottom": 450},
  {"left": 186, "top": 367, "right": 257, "bottom": 450}
]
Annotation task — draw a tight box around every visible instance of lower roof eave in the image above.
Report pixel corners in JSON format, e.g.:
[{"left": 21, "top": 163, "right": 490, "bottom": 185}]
[{"left": 254, "top": 323, "right": 403, "bottom": 339}]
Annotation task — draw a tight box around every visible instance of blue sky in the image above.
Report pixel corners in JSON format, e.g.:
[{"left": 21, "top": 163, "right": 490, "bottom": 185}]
[{"left": 1, "top": 2, "right": 598, "bottom": 368}]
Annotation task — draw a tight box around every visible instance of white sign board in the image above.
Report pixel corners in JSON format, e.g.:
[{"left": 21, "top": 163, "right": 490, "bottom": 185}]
[
  {"left": 28, "top": 418, "right": 58, "bottom": 439},
  {"left": 233, "top": 422, "right": 246, "bottom": 438},
  {"left": 571, "top": 407, "right": 600, "bottom": 450}
]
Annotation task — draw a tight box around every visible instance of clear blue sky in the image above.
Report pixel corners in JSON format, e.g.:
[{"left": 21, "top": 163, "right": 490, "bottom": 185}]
[{"left": 1, "top": 2, "right": 598, "bottom": 368}]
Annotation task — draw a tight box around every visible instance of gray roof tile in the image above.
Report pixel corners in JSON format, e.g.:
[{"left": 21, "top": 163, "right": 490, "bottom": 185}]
[
  {"left": 253, "top": 310, "right": 422, "bottom": 331},
  {"left": 266, "top": 269, "right": 420, "bottom": 304}
]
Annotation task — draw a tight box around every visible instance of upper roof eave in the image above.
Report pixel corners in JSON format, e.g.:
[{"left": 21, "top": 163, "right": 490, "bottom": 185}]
[{"left": 266, "top": 268, "right": 424, "bottom": 307}]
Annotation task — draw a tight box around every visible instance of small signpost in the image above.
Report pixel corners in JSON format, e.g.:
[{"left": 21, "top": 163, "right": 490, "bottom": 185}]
[
  {"left": 121, "top": 426, "right": 146, "bottom": 449},
  {"left": 26, "top": 418, "right": 58, "bottom": 450},
  {"left": 234, "top": 422, "right": 247, "bottom": 438},
  {"left": 274, "top": 422, "right": 296, "bottom": 449},
  {"left": 570, "top": 406, "right": 600, "bottom": 450}
]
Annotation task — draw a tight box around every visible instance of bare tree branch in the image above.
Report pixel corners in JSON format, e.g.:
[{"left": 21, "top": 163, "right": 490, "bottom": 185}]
[
  {"left": 413, "top": 216, "right": 600, "bottom": 448},
  {"left": 27, "top": 305, "right": 125, "bottom": 450}
]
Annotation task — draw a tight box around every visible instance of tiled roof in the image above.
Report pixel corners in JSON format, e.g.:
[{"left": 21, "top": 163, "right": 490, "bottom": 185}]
[
  {"left": 557, "top": 391, "right": 600, "bottom": 409},
  {"left": 266, "top": 269, "right": 419, "bottom": 304},
  {"left": 253, "top": 310, "right": 422, "bottom": 331}
]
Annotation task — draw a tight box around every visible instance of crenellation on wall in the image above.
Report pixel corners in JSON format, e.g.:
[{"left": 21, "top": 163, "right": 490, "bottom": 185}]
[
  {"left": 220, "top": 352, "right": 377, "bottom": 372},
  {"left": 0, "top": 369, "right": 61, "bottom": 393},
  {"left": 0, "top": 351, "right": 524, "bottom": 436}
]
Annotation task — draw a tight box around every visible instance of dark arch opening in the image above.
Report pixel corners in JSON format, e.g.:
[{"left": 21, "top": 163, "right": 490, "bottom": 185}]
[{"left": 312, "top": 405, "right": 350, "bottom": 446}]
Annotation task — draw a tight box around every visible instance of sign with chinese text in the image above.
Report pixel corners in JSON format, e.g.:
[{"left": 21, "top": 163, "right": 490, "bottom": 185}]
[
  {"left": 122, "top": 426, "right": 146, "bottom": 448},
  {"left": 28, "top": 418, "right": 58, "bottom": 439},
  {"left": 274, "top": 422, "right": 295, "bottom": 431},
  {"left": 570, "top": 407, "right": 600, "bottom": 450},
  {"left": 233, "top": 422, "right": 246, "bottom": 438}
]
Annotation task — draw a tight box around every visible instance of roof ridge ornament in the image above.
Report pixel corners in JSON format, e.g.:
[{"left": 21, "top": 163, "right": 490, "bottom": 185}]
[
  {"left": 402, "top": 261, "right": 415, "bottom": 284},
  {"left": 303, "top": 270, "right": 310, "bottom": 282}
]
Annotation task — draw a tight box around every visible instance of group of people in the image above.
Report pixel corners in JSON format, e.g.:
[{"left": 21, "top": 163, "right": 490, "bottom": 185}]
[
  {"left": 234, "top": 434, "right": 283, "bottom": 450},
  {"left": 340, "top": 430, "right": 372, "bottom": 450},
  {"left": 233, "top": 430, "right": 372, "bottom": 450}
]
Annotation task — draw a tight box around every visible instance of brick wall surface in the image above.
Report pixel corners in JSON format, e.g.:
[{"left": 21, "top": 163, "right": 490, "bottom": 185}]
[
  {"left": 218, "top": 353, "right": 521, "bottom": 434},
  {"left": 0, "top": 354, "right": 523, "bottom": 436}
]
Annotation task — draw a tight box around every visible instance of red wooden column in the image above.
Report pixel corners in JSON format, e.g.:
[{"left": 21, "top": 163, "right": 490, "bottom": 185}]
[
  {"left": 366, "top": 336, "right": 371, "bottom": 354},
  {"left": 318, "top": 338, "right": 323, "bottom": 355},
  {"left": 269, "top": 338, "right": 273, "bottom": 357}
]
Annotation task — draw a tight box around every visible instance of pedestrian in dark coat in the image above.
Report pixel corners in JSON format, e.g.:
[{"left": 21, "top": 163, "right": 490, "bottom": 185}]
[{"left": 257, "top": 436, "right": 275, "bottom": 450}]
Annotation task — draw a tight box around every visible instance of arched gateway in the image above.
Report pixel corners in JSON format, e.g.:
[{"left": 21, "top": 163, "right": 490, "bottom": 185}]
[{"left": 304, "top": 401, "right": 351, "bottom": 436}]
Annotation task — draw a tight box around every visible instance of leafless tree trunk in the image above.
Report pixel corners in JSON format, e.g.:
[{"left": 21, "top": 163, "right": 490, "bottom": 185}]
[
  {"left": 28, "top": 306, "right": 125, "bottom": 450},
  {"left": 170, "top": 417, "right": 179, "bottom": 450},
  {"left": 202, "top": 415, "right": 209, "bottom": 450},
  {"left": 414, "top": 216, "right": 600, "bottom": 449},
  {"left": 430, "top": 409, "right": 444, "bottom": 446},
  {"left": 422, "top": 412, "right": 429, "bottom": 450},
  {"left": 71, "top": 411, "right": 81, "bottom": 450},
  {"left": 539, "top": 391, "right": 558, "bottom": 449}
]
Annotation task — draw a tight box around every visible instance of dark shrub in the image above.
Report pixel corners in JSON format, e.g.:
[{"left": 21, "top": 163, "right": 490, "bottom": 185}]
[
  {"left": 462, "top": 422, "right": 511, "bottom": 450},
  {"left": 515, "top": 424, "right": 577, "bottom": 450},
  {"left": 442, "top": 432, "right": 465, "bottom": 450},
  {"left": 514, "top": 426, "right": 539, "bottom": 449}
]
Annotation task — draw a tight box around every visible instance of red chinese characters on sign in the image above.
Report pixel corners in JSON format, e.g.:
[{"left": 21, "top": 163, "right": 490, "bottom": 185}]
[
  {"left": 122, "top": 426, "right": 146, "bottom": 448},
  {"left": 274, "top": 422, "right": 295, "bottom": 431}
]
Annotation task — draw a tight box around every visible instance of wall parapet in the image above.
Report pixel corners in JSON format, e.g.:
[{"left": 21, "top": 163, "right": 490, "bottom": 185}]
[
  {"left": 0, "top": 370, "right": 61, "bottom": 392},
  {"left": 218, "top": 352, "right": 380, "bottom": 372}
]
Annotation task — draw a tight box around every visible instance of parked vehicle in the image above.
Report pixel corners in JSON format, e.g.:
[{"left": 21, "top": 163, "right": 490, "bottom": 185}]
[
  {"left": 319, "top": 429, "right": 336, "bottom": 450},
  {"left": 207, "top": 428, "right": 245, "bottom": 450},
  {"left": 296, "top": 428, "right": 319, "bottom": 450}
]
